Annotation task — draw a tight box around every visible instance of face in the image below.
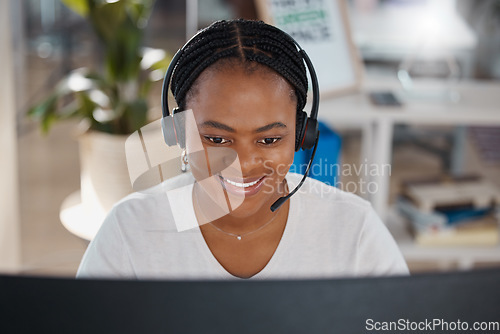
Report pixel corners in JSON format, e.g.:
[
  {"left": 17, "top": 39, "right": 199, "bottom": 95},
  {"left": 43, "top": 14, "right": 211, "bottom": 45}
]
[{"left": 185, "top": 63, "right": 297, "bottom": 219}]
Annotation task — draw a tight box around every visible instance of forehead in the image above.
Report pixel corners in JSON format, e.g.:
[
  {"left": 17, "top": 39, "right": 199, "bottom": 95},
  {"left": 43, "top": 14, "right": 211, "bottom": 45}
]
[{"left": 186, "top": 64, "right": 297, "bottom": 129}]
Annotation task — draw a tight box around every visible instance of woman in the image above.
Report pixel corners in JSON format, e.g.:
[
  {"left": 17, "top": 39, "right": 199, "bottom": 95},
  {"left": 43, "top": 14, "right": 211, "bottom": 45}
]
[{"left": 77, "top": 19, "right": 408, "bottom": 279}]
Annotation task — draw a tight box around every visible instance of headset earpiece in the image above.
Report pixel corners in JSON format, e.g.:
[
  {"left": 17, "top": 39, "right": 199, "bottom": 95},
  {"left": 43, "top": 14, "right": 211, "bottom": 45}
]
[
  {"left": 161, "top": 115, "right": 177, "bottom": 147},
  {"left": 161, "top": 107, "right": 186, "bottom": 148},
  {"left": 295, "top": 111, "right": 307, "bottom": 151},
  {"left": 301, "top": 117, "right": 318, "bottom": 150},
  {"left": 295, "top": 111, "right": 319, "bottom": 151},
  {"left": 172, "top": 108, "right": 186, "bottom": 149}
]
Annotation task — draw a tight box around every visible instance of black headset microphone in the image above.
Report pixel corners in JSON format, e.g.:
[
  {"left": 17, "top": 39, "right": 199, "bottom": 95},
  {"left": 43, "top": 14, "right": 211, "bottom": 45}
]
[{"left": 161, "top": 29, "right": 320, "bottom": 213}]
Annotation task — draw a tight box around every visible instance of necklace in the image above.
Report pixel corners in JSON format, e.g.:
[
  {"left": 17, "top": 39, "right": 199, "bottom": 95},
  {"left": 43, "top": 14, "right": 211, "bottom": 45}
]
[{"left": 208, "top": 211, "right": 281, "bottom": 241}]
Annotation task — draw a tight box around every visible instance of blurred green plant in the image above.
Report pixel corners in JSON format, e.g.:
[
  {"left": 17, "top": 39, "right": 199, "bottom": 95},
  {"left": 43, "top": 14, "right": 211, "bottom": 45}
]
[{"left": 28, "top": 0, "right": 170, "bottom": 134}]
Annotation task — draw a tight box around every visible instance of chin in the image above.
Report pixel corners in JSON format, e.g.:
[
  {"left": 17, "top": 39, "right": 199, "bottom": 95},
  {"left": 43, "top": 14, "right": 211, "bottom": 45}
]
[
  {"left": 224, "top": 175, "right": 285, "bottom": 218},
  {"left": 226, "top": 195, "right": 275, "bottom": 218}
]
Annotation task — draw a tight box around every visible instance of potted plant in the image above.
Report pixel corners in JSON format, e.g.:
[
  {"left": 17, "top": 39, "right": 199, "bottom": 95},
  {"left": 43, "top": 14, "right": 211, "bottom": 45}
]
[{"left": 28, "top": 0, "right": 170, "bottom": 233}]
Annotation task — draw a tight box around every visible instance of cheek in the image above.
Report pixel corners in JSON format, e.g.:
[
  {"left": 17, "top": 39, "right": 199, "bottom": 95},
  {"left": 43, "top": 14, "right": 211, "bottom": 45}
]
[
  {"left": 188, "top": 142, "right": 240, "bottom": 183},
  {"left": 263, "top": 140, "right": 295, "bottom": 178},
  {"left": 187, "top": 150, "right": 210, "bottom": 182},
  {"left": 260, "top": 144, "right": 294, "bottom": 196}
]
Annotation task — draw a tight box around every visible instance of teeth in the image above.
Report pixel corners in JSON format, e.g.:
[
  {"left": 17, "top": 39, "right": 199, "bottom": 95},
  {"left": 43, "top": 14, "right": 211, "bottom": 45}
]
[{"left": 224, "top": 177, "right": 261, "bottom": 188}]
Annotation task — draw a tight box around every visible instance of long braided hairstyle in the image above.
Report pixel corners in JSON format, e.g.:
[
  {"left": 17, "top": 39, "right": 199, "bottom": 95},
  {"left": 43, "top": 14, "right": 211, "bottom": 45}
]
[{"left": 170, "top": 19, "right": 309, "bottom": 141}]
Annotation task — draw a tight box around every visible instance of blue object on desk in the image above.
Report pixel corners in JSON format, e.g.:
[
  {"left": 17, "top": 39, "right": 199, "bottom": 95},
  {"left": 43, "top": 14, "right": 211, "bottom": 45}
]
[
  {"left": 437, "top": 206, "right": 494, "bottom": 225},
  {"left": 292, "top": 121, "right": 341, "bottom": 187}
]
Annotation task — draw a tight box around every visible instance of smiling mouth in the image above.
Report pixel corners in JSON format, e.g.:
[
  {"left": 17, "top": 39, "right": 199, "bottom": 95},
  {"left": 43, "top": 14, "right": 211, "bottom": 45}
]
[
  {"left": 218, "top": 175, "right": 266, "bottom": 194},
  {"left": 223, "top": 177, "right": 262, "bottom": 188}
]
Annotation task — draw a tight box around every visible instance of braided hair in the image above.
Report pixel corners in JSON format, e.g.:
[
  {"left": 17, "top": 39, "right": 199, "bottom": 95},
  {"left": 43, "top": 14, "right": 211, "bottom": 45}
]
[{"left": 170, "top": 19, "right": 308, "bottom": 116}]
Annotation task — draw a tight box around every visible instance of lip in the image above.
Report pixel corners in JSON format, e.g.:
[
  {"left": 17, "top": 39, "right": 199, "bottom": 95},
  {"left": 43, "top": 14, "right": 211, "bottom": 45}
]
[{"left": 218, "top": 175, "right": 267, "bottom": 196}]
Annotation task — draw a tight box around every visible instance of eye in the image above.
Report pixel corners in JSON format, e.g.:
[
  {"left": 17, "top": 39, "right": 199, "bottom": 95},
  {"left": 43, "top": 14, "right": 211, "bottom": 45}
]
[
  {"left": 204, "top": 136, "right": 231, "bottom": 145},
  {"left": 258, "top": 137, "right": 281, "bottom": 145}
]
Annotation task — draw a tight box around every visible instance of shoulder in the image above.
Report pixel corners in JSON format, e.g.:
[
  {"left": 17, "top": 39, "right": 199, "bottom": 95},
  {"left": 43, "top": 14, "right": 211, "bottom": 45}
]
[
  {"left": 286, "top": 172, "right": 394, "bottom": 247},
  {"left": 108, "top": 172, "right": 195, "bottom": 231},
  {"left": 285, "top": 173, "right": 408, "bottom": 276},
  {"left": 77, "top": 173, "right": 196, "bottom": 278},
  {"left": 115, "top": 172, "right": 194, "bottom": 208},
  {"left": 286, "top": 172, "right": 375, "bottom": 240},
  {"left": 286, "top": 172, "right": 372, "bottom": 213},
  {"left": 290, "top": 173, "right": 409, "bottom": 275}
]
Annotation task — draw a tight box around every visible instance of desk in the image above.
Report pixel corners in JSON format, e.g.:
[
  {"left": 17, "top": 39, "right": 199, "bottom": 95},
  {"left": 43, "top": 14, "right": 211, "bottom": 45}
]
[
  {"left": 316, "top": 78, "right": 500, "bottom": 219},
  {"left": 386, "top": 207, "right": 500, "bottom": 270}
]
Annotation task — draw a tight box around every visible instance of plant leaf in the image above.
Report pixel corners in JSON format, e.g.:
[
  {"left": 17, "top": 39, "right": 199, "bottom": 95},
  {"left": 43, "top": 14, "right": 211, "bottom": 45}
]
[
  {"left": 61, "top": 0, "right": 90, "bottom": 17},
  {"left": 126, "top": 0, "right": 155, "bottom": 27},
  {"left": 151, "top": 55, "right": 170, "bottom": 71},
  {"left": 27, "top": 94, "right": 59, "bottom": 134},
  {"left": 89, "top": 1, "right": 127, "bottom": 43},
  {"left": 139, "top": 78, "right": 152, "bottom": 98},
  {"left": 121, "top": 98, "right": 148, "bottom": 133},
  {"left": 105, "top": 13, "right": 144, "bottom": 82},
  {"left": 28, "top": 0, "right": 164, "bottom": 135}
]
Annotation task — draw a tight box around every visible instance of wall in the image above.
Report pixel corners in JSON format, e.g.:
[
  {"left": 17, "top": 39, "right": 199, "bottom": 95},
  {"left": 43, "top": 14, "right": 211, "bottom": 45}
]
[{"left": 0, "top": 0, "right": 21, "bottom": 273}]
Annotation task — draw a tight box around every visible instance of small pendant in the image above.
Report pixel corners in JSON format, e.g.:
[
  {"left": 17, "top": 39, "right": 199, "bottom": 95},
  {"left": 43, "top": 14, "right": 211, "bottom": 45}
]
[{"left": 237, "top": 236, "right": 242, "bottom": 241}]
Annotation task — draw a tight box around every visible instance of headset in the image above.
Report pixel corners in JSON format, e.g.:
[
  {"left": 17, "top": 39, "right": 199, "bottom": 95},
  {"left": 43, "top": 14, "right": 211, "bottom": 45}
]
[{"left": 161, "top": 25, "right": 320, "bottom": 212}]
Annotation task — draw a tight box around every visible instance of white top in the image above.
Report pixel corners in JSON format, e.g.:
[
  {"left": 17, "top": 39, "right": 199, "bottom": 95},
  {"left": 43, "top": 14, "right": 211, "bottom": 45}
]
[{"left": 77, "top": 173, "right": 409, "bottom": 280}]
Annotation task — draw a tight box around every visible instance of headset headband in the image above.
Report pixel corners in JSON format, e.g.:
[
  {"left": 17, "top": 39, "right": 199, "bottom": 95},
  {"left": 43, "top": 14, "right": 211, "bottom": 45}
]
[{"left": 161, "top": 24, "right": 319, "bottom": 122}]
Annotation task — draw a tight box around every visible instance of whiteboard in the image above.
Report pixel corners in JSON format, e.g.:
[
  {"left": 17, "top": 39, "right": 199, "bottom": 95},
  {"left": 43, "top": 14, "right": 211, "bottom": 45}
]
[{"left": 256, "top": 0, "right": 363, "bottom": 96}]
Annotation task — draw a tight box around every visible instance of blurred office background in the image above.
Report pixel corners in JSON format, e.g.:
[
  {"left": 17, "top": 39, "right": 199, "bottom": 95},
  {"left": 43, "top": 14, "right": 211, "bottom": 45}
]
[{"left": 1, "top": 0, "right": 500, "bottom": 276}]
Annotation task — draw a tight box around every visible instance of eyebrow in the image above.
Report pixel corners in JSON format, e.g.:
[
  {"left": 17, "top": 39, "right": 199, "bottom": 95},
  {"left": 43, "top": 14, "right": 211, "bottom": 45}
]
[{"left": 199, "top": 121, "right": 287, "bottom": 133}]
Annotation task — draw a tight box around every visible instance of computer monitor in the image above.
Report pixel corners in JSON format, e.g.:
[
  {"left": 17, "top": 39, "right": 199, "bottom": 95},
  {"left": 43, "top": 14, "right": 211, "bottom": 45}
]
[{"left": 1, "top": 268, "right": 499, "bottom": 334}]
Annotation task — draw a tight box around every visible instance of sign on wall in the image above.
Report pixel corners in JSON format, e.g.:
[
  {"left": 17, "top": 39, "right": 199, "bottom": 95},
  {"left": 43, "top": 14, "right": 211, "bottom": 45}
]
[{"left": 256, "top": 0, "right": 363, "bottom": 97}]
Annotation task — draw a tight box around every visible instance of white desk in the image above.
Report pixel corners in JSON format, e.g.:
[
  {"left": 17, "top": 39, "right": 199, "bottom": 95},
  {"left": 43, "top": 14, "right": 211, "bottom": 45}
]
[{"left": 316, "top": 77, "right": 500, "bottom": 219}]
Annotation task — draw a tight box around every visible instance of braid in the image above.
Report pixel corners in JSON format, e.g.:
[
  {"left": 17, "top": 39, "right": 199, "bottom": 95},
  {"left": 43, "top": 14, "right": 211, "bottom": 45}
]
[{"left": 170, "top": 19, "right": 308, "bottom": 113}]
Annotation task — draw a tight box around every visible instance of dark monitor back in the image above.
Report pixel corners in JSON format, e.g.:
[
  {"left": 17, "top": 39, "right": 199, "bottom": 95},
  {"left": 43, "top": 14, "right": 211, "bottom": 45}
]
[{"left": 1, "top": 269, "right": 499, "bottom": 334}]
